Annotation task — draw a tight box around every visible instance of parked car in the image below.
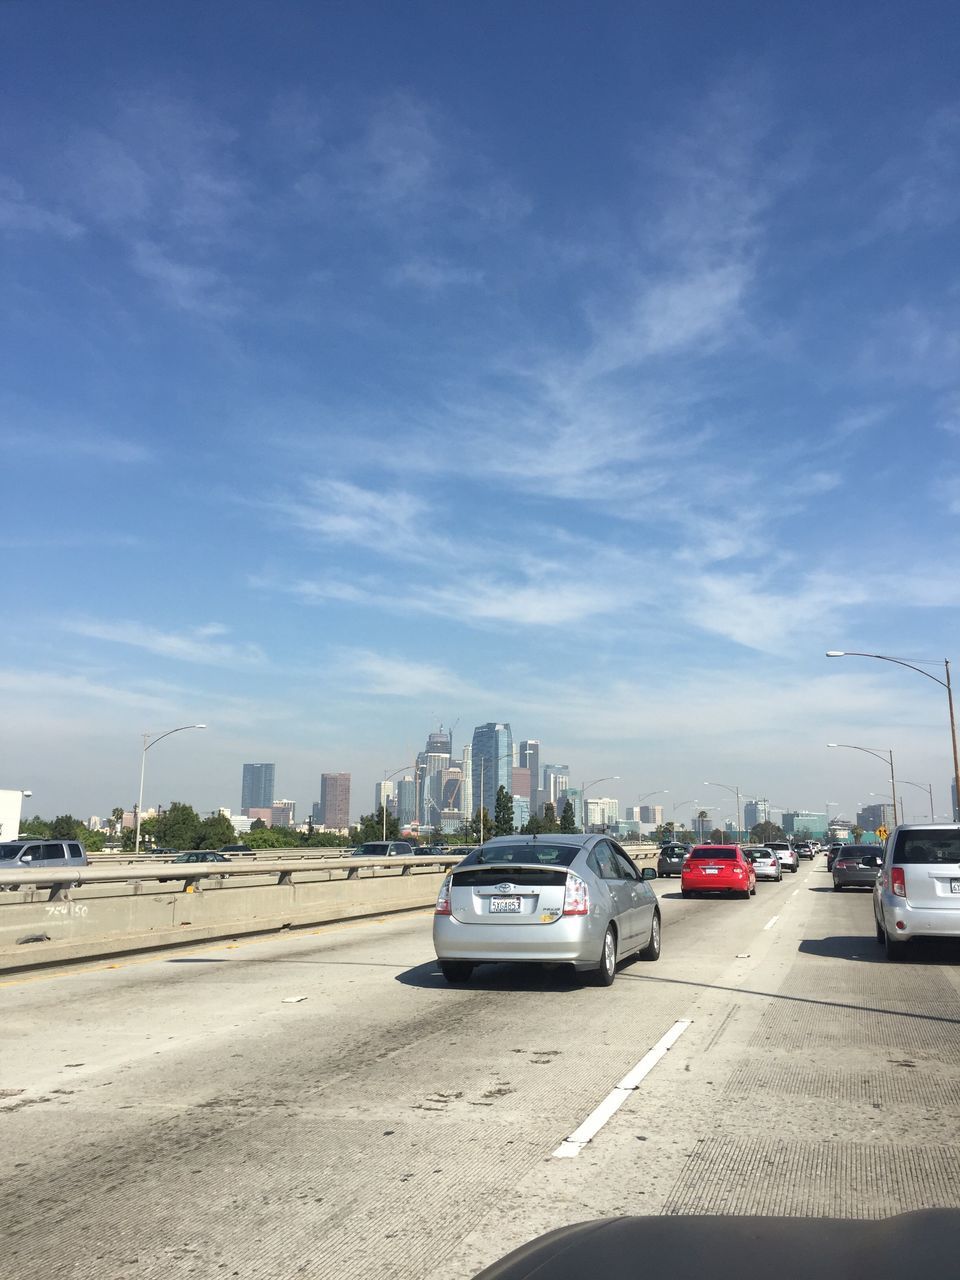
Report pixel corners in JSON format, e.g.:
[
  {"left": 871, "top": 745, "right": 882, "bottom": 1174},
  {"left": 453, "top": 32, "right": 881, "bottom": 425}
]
[
  {"left": 433, "top": 834, "right": 660, "bottom": 986},
  {"left": 354, "top": 840, "right": 415, "bottom": 857},
  {"left": 765, "top": 841, "right": 798, "bottom": 873},
  {"left": 0, "top": 839, "right": 88, "bottom": 889},
  {"left": 742, "top": 845, "right": 781, "bottom": 882},
  {"left": 656, "top": 844, "right": 689, "bottom": 877},
  {"left": 874, "top": 824, "right": 960, "bottom": 960},
  {"left": 833, "top": 849, "right": 882, "bottom": 891},
  {"left": 681, "top": 845, "right": 756, "bottom": 898}
]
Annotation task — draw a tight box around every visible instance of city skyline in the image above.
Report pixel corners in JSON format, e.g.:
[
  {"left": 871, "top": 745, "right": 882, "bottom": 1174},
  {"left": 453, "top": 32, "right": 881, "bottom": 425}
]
[{"left": 3, "top": 4, "right": 959, "bottom": 827}]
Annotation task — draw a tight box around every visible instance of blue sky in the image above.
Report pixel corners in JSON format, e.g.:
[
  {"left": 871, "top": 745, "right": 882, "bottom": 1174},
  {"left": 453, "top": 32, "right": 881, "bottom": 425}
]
[{"left": 3, "top": 1, "right": 960, "bottom": 826}]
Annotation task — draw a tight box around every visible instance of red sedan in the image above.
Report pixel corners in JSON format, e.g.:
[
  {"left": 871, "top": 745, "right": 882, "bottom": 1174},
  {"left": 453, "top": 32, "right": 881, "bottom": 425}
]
[{"left": 681, "top": 845, "right": 756, "bottom": 899}]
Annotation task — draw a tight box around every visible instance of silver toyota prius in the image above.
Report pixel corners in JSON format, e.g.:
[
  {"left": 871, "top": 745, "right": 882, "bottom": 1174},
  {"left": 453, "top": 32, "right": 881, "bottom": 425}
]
[{"left": 432, "top": 833, "right": 660, "bottom": 986}]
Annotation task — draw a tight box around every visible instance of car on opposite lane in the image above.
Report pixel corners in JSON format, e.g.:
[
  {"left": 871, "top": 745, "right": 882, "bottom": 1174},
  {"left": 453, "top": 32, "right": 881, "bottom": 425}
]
[
  {"left": 354, "top": 840, "right": 416, "bottom": 858},
  {"left": 433, "top": 833, "right": 660, "bottom": 986},
  {"left": 874, "top": 824, "right": 960, "bottom": 961},
  {"left": 742, "top": 845, "right": 781, "bottom": 882},
  {"left": 681, "top": 844, "right": 756, "bottom": 898}
]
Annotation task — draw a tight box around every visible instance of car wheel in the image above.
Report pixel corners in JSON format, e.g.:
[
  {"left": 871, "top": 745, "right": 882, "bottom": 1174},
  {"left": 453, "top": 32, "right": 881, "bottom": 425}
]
[
  {"left": 750, "top": 883, "right": 757, "bottom": 896},
  {"left": 790, "top": 865, "right": 798, "bottom": 873},
  {"left": 833, "top": 882, "right": 842, "bottom": 891},
  {"left": 439, "top": 961, "right": 473, "bottom": 984},
  {"left": 884, "top": 930, "right": 908, "bottom": 962},
  {"left": 638, "top": 912, "right": 661, "bottom": 961},
  {"left": 594, "top": 925, "right": 617, "bottom": 986}
]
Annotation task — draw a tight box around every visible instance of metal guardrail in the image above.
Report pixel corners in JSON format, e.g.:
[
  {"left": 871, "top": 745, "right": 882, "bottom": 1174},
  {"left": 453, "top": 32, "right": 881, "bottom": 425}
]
[{"left": 0, "top": 854, "right": 463, "bottom": 900}]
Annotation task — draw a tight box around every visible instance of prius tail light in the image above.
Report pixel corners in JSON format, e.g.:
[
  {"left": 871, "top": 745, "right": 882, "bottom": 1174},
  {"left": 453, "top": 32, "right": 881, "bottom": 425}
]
[
  {"left": 435, "top": 875, "right": 452, "bottom": 915},
  {"left": 563, "top": 873, "right": 590, "bottom": 916}
]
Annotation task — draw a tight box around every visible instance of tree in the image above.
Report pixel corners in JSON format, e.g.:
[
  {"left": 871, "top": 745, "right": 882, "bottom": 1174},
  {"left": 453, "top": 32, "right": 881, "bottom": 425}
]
[
  {"left": 245, "top": 825, "right": 300, "bottom": 849},
  {"left": 541, "top": 802, "right": 559, "bottom": 833},
  {"left": 470, "top": 807, "right": 491, "bottom": 842},
  {"left": 709, "top": 828, "right": 725, "bottom": 843},
  {"left": 521, "top": 814, "right": 545, "bottom": 834},
  {"left": 494, "top": 785, "right": 514, "bottom": 836},
  {"left": 50, "top": 814, "right": 83, "bottom": 838},
  {"left": 19, "top": 815, "right": 51, "bottom": 838},
  {"left": 154, "top": 802, "right": 202, "bottom": 851},
  {"left": 696, "top": 810, "right": 710, "bottom": 840},
  {"left": 750, "top": 820, "right": 786, "bottom": 845},
  {"left": 851, "top": 825, "right": 865, "bottom": 845},
  {"left": 559, "top": 797, "right": 577, "bottom": 832},
  {"left": 250, "top": 817, "right": 267, "bottom": 830},
  {"left": 351, "top": 808, "right": 399, "bottom": 843},
  {"left": 196, "top": 813, "right": 236, "bottom": 849},
  {"left": 110, "top": 807, "right": 124, "bottom": 838}
]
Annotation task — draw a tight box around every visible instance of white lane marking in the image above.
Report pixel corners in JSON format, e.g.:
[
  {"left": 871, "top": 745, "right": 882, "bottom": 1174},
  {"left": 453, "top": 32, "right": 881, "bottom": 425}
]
[
  {"left": 791, "top": 890, "right": 799, "bottom": 897},
  {"left": 763, "top": 914, "right": 780, "bottom": 931},
  {"left": 552, "top": 1019, "right": 691, "bottom": 1158}
]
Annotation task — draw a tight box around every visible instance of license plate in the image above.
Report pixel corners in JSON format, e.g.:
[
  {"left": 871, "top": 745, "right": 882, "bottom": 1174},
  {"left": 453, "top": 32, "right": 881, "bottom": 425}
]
[
  {"left": 703, "top": 868, "right": 719, "bottom": 875},
  {"left": 951, "top": 881, "right": 960, "bottom": 895},
  {"left": 490, "top": 896, "right": 521, "bottom": 912}
]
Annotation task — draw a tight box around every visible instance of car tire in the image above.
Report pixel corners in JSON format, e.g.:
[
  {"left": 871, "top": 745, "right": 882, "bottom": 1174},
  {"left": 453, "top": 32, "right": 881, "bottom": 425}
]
[
  {"left": 790, "top": 865, "right": 798, "bottom": 873},
  {"left": 638, "top": 912, "right": 661, "bottom": 961},
  {"left": 750, "top": 883, "right": 757, "bottom": 896},
  {"left": 833, "top": 882, "right": 842, "bottom": 891},
  {"left": 594, "top": 926, "right": 617, "bottom": 986},
  {"left": 884, "top": 929, "right": 908, "bottom": 962},
  {"left": 681, "top": 889, "right": 691, "bottom": 899},
  {"left": 439, "top": 961, "right": 474, "bottom": 984}
]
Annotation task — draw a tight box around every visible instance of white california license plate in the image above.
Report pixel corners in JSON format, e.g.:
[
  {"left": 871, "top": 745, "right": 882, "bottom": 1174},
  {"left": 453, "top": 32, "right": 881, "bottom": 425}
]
[
  {"left": 490, "top": 897, "right": 521, "bottom": 912},
  {"left": 704, "top": 868, "right": 719, "bottom": 874},
  {"left": 950, "top": 880, "right": 960, "bottom": 895}
]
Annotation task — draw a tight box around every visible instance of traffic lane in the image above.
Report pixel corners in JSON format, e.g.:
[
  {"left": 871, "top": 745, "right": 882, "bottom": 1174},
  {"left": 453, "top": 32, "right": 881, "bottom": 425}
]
[
  {"left": 430, "top": 859, "right": 960, "bottom": 1278},
  {"left": 0, "top": 875, "right": 808, "bottom": 1280}
]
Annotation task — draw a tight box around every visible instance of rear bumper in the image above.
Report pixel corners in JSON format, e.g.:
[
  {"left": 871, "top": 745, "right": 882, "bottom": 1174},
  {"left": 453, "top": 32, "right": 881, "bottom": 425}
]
[
  {"left": 834, "top": 871, "right": 879, "bottom": 888},
  {"left": 876, "top": 891, "right": 960, "bottom": 940},
  {"left": 681, "top": 875, "right": 745, "bottom": 892},
  {"left": 754, "top": 866, "right": 780, "bottom": 880},
  {"left": 433, "top": 913, "right": 605, "bottom": 967}
]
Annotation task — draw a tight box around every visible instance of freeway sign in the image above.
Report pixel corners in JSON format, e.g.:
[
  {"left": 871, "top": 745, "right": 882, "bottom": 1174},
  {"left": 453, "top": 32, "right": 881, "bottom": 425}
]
[{"left": 876, "top": 825, "right": 889, "bottom": 841}]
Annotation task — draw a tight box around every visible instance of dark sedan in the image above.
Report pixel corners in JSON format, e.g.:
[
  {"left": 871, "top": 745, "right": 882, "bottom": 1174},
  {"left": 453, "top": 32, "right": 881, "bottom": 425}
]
[
  {"left": 656, "top": 844, "right": 688, "bottom": 877},
  {"left": 833, "top": 849, "right": 882, "bottom": 890}
]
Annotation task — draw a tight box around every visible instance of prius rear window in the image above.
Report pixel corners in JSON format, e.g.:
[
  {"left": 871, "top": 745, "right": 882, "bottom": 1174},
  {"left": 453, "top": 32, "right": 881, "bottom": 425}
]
[
  {"left": 469, "top": 843, "right": 579, "bottom": 867},
  {"left": 893, "top": 831, "right": 960, "bottom": 865}
]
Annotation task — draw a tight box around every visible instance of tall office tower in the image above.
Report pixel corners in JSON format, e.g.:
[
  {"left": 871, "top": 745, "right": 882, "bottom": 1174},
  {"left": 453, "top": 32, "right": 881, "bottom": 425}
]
[
  {"left": 319, "top": 773, "right": 351, "bottom": 829},
  {"left": 271, "top": 799, "right": 296, "bottom": 828},
  {"left": 638, "top": 805, "right": 664, "bottom": 824},
  {"left": 460, "top": 744, "right": 473, "bottom": 821},
  {"left": 541, "top": 763, "right": 570, "bottom": 814},
  {"left": 374, "top": 780, "right": 395, "bottom": 815},
  {"left": 743, "top": 799, "right": 770, "bottom": 831},
  {"left": 856, "top": 803, "right": 895, "bottom": 833},
  {"left": 586, "top": 796, "right": 619, "bottom": 827},
  {"left": 441, "top": 767, "right": 463, "bottom": 811},
  {"left": 519, "top": 740, "right": 540, "bottom": 815},
  {"left": 472, "top": 723, "right": 513, "bottom": 819},
  {"left": 241, "top": 763, "right": 276, "bottom": 815},
  {"left": 396, "top": 776, "right": 416, "bottom": 826},
  {"left": 511, "top": 767, "right": 531, "bottom": 800}
]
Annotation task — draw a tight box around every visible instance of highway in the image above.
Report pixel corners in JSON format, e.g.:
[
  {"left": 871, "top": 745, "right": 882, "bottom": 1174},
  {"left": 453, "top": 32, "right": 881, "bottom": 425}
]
[{"left": 4, "top": 858, "right": 960, "bottom": 1279}]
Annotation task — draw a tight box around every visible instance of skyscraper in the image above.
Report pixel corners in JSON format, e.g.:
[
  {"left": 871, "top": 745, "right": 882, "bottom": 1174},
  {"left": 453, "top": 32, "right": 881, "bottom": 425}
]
[
  {"left": 472, "top": 723, "right": 513, "bottom": 818},
  {"left": 241, "top": 763, "right": 275, "bottom": 815},
  {"left": 743, "top": 799, "right": 770, "bottom": 831},
  {"left": 319, "top": 773, "right": 351, "bottom": 829},
  {"left": 541, "top": 763, "right": 570, "bottom": 814}
]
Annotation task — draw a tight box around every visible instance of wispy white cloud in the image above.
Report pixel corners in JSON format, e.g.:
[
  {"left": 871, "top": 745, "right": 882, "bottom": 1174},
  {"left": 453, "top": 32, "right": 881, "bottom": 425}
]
[
  {"left": 0, "top": 177, "right": 83, "bottom": 239},
  {"left": 334, "top": 648, "right": 484, "bottom": 700},
  {"left": 64, "top": 620, "right": 266, "bottom": 667},
  {"left": 387, "top": 257, "right": 485, "bottom": 291},
  {"left": 0, "top": 420, "right": 153, "bottom": 464},
  {"left": 131, "top": 240, "right": 241, "bottom": 316},
  {"left": 265, "top": 479, "right": 437, "bottom": 559}
]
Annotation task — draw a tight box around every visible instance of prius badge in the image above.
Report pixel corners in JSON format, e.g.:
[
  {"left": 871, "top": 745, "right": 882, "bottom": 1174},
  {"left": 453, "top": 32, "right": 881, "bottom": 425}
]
[{"left": 495, "top": 882, "right": 515, "bottom": 893}]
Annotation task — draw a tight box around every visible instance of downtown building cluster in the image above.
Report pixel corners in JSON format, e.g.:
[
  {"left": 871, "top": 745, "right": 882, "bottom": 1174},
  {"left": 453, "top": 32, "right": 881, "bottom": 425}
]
[{"left": 373, "top": 723, "right": 621, "bottom": 836}]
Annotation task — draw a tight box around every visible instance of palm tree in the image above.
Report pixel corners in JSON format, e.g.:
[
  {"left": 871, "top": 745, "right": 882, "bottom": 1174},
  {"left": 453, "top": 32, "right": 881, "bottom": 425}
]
[{"left": 696, "top": 810, "right": 709, "bottom": 841}]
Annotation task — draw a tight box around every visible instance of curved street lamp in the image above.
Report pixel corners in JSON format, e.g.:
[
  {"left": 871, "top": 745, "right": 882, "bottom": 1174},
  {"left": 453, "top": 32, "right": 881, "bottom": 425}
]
[
  {"left": 826, "top": 743, "right": 897, "bottom": 825},
  {"left": 826, "top": 650, "right": 959, "bottom": 820},
  {"left": 135, "top": 724, "right": 207, "bottom": 856},
  {"left": 380, "top": 764, "right": 414, "bottom": 841},
  {"left": 581, "top": 775, "right": 620, "bottom": 833},
  {"left": 704, "top": 781, "right": 742, "bottom": 842},
  {"left": 894, "top": 779, "right": 935, "bottom": 822}
]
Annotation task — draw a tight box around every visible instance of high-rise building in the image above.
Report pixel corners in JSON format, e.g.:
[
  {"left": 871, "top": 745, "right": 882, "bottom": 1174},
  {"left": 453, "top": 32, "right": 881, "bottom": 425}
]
[
  {"left": 472, "top": 723, "right": 513, "bottom": 818},
  {"left": 511, "top": 767, "right": 531, "bottom": 800},
  {"left": 241, "top": 763, "right": 276, "bottom": 815},
  {"left": 743, "top": 799, "right": 770, "bottom": 831},
  {"left": 396, "top": 776, "right": 417, "bottom": 827},
  {"left": 374, "top": 780, "right": 395, "bottom": 814},
  {"left": 319, "top": 773, "right": 351, "bottom": 829},
  {"left": 586, "top": 796, "right": 619, "bottom": 828},
  {"left": 460, "top": 744, "right": 472, "bottom": 821},
  {"left": 519, "top": 740, "right": 540, "bottom": 814},
  {"left": 637, "top": 804, "right": 664, "bottom": 824},
  {"left": 782, "top": 810, "right": 828, "bottom": 837},
  {"left": 856, "top": 803, "right": 894, "bottom": 833},
  {"left": 271, "top": 799, "right": 296, "bottom": 828},
  {"left": 541, "top": 764, "right": 569, "bottom": 814}
]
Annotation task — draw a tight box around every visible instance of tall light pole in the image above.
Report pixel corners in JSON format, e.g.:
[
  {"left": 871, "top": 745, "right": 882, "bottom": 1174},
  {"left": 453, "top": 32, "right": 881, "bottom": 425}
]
[
  {"left": 826, "top": 651, "right": 959, "bottom": 822},
  {"left": 895, "top": 779, "right": 935, "bottom": 822},
  {"left": 135, "top": 724, "right": 207, "bottom": 856},
  {"left": 704, "top": 781, "right": 742, "bottom": 842},
  {"left": 381, "top": 764, "right": 414, "bottom": 840},
  {"left": 826, "top": 743, "right": 898, "bottom": 825},
  {"left": 671, "top": 798, "right": 700, "bottom": 839},
  {"left": 581, "top": 775, "right": 620, "bottom": 833}
]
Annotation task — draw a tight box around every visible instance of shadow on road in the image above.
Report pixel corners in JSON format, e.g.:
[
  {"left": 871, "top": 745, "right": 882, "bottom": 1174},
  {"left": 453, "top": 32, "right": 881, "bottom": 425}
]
[
  {"left": 396, "top": 958, "right": 582, "bottom": 992},
  {"left": 798, "top": 934, "right": 887, "bottom": 963}
]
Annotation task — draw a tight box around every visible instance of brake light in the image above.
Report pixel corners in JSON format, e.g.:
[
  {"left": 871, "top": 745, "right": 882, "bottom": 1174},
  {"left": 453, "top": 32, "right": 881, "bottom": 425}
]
[
  {"left": 563, "top": 873, "right": 589, "bottom": 916},
  {"left": 891, "top": 867, "right": 906, "bottom": 898},
  {"left": 435, "top": 875, "right": 452, "bottom": 915}
]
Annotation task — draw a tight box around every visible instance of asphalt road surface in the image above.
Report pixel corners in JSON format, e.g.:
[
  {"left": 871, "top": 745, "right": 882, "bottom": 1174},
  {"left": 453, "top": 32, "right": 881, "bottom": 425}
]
[{"left": 4, "top": 858, "right": 960, "bottom": 1280}]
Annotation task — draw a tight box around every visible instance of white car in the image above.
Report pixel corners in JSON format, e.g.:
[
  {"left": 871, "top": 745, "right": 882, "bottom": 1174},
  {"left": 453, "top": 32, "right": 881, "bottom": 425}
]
[
  {"left": 874, "top": 824, "right": 960, "bottom": 960},
  {"left": 765, "top": 841, "right": 798, "bottom": 873}
]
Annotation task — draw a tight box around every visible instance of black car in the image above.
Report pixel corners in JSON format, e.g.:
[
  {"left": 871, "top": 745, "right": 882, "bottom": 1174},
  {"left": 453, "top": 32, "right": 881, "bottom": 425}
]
[
  {"left": 833, "top": 849, "right": 882, "bottom": 890},
  {"left": 657, "top": 844, "right": 689, "bottom": 877}
]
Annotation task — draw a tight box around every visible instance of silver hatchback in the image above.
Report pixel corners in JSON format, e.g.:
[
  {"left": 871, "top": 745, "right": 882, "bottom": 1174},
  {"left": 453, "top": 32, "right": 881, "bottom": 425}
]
[
  {"left": 874, "top": 824, "right": 960, "bottom": 960},
  {"left": 433, "top": 834, "right": 660, "bottom": 986}
]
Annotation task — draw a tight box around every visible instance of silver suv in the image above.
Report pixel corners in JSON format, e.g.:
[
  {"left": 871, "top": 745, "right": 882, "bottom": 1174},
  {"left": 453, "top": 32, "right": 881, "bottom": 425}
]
[
  {"left": 874, "top": 824, "right": 960, "bottom": 960},
  {"left": 0, "top": 839, "right": 88, "bottom": 889},
  {"left": 765, "top": 841, "right": 798, "bottom": 873}
]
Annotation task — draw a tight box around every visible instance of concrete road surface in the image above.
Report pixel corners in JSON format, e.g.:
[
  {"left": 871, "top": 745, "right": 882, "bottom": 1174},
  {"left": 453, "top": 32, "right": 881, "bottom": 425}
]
[{"left": 3, "top": 859, "right": 960, "bottom": 1280}]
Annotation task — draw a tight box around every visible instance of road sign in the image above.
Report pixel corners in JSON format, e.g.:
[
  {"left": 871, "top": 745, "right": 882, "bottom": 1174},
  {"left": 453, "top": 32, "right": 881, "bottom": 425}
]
[{"left": 876, "top": 825, "right": 889, "bottom": 841}]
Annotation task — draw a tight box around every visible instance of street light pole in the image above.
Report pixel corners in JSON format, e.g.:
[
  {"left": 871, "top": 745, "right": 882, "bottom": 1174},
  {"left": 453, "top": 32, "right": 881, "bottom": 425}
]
[
  {"left": 826, "top": 743, "right": 898, "bottom": 825},
  {"left": 704, "top": 781, "right": 742, "bottom": 843},
  {"left": 826, "top": 651, "right": 960, "bottom": 823},
  {"left": 135, "top": 724, "right": 207, "bottom": 856},
  {"left": 581, "top": 776, "right": 620, "bottom": 833},
  {"left": 897, "top": 779, "right": 936, "bottom": 822},
  {"left": 381, "top": 764, "right": 414, "bottom": 841}
]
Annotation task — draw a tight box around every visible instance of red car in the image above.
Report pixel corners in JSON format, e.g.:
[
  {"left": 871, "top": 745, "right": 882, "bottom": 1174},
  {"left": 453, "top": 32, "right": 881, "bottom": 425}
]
[{"left": 681, "top": 844, "right": 756, "bottom": 899}]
